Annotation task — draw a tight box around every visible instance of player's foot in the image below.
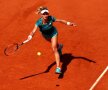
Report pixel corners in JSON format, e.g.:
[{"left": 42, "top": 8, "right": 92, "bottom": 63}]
[
  {"left": 55, "top": 67, "right": 61, "bottom": 74},
  {"left": 58, "top": 44, "right": 63, "bottom": 56}
]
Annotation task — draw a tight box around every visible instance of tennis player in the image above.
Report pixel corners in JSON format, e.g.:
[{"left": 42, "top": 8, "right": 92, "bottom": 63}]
[{"left": 27, "top": 6, "right": 76, "bottom": 74}]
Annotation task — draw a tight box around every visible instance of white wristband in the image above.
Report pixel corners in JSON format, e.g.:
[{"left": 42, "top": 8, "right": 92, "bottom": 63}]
[
  {"left": 28, "top": 35, "right": 32, "bottom": 40},
  {"left": 23, "top": 35, "right": 32, "bottom": 44},
  {"left": 67, "top": 22, "right": 71, "bottom": 25}
]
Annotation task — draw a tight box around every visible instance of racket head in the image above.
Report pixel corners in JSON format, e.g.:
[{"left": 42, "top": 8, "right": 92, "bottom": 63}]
[{"left": 4, "top": 43, "right": 19, "bottom": 56}]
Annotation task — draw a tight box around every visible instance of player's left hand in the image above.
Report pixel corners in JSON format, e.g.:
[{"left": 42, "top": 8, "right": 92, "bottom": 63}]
[{"left": 72, "top": 23, "right": 77, "bottom": 27}]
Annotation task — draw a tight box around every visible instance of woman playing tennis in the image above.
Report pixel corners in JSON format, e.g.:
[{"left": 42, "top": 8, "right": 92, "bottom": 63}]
[{"left": 27, "top": 6, "right": 76, "bottom": 74}]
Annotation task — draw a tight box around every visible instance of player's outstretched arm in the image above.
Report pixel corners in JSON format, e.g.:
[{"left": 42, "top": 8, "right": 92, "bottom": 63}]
[
  {"left": 27, "top": 25, "right": 38, "bottom": 41},
  {"left": 55, "top": 19, "right": 77, "bottom": 26}
]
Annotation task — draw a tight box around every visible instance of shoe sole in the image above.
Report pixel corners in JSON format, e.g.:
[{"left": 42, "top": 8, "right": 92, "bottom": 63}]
[{"left": 55, "top": 72, "right": 62, "bottom": 74}]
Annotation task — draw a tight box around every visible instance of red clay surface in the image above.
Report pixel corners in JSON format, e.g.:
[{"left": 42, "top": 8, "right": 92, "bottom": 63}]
[{"left": 0, "top": 0, "right": 108, "bottom": 90}]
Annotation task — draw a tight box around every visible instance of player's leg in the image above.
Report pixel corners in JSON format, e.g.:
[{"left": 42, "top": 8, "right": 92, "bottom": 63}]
[
  {"left": 51, "top": 35, "right": 61, "bottom": 73},
  {"left": 58, "top": 43, "right": 63, "bottom": 57}
]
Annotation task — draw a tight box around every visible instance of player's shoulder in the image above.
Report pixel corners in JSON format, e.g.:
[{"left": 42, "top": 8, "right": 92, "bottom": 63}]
[
  {"left": 48, "top": 15, "right": 55, "bottom": 19},
  {"left": 36, "top": 18, "right": 42, "bottom": 26},
  {"left": 36, "top": 18, "right": 42, "bottom": 23},
  {"left": 48, "top": 15, "right": 56, "bottom": 22}
]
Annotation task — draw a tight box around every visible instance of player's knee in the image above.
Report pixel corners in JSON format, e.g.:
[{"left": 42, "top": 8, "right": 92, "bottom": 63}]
[{"left": 52, "top": 46, "right": 58, "bottom": 52}]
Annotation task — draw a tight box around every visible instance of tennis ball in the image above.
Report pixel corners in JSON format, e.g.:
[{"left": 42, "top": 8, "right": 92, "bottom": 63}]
[{"left": 37, "top": 52, "right": 42, "bottom": 56}]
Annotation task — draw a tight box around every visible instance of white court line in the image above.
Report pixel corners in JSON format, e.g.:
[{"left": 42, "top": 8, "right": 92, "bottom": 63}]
[{"left": 89, "top": 66, "right": 108, "bottom": 90}]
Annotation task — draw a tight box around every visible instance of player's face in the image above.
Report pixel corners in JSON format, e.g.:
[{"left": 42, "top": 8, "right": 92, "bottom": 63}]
[{"left": 41, "top": 12, "right": 49, "bottom": 20}]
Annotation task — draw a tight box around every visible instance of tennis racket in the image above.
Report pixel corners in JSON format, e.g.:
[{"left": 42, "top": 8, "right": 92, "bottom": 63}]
[{"left": 4, "top": 38, "right": 31, "bottom": 56}]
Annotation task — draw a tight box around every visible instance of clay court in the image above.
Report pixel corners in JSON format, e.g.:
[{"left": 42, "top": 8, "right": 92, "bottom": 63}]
[{"left": 0, "top": 0, "right": 108, "bottom": 90}]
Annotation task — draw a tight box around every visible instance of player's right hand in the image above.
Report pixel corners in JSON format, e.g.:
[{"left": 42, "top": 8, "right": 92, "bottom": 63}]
[{"left": 28, "top": 35, "right": 32, "bottom": 40}]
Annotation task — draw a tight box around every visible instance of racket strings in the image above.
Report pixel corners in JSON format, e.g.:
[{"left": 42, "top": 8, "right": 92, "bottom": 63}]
[{"left": 4, "top": 43, "right": 19, "bottom": 56}]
